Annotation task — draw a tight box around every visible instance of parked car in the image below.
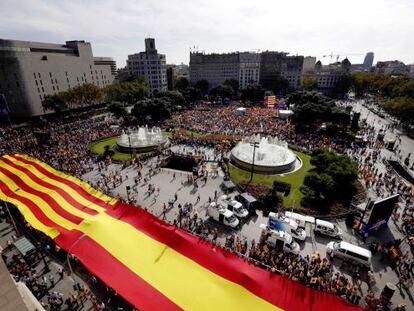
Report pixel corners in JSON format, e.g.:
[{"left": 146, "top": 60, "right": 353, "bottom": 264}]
[
  {"left": 207, "top": 203, "right": 239, "bottom": 228},
  {"left": 314, "top": 219, "right": 342, "bottom": 239},
  {"left": 326, "top": 241, "right": 372, "bottom": 267}
]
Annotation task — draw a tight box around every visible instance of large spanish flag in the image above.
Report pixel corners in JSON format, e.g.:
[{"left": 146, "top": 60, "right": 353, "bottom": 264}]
[{"left": 0, "top": 154, "right": 360, "bottom": 311}]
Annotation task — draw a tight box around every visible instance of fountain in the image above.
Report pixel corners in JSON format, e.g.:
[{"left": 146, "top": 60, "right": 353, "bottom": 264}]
[
  {"left": 230, "top": 135, "right": 302, "bottom": 174},
  {"left": 116, "top": 126, "right": 168, "bottom": 153}
]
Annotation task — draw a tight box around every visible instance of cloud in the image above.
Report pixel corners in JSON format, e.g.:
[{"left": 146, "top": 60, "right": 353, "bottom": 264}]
[{"left": 0, "top": 0, "right": 413, "bottom": 67}]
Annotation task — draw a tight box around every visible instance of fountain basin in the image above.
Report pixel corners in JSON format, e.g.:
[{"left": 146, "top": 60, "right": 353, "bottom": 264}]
[
  {"left": 116, "top": 127, "right": 168, "bottom": 153},
  {"left": 230, "top": 135, "right": 301, "bottom": 174}
]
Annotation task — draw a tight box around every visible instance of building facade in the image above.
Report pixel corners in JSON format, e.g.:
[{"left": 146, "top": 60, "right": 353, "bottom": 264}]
[
  {"left": 126, "top": 38, "right": 167, "bottom": 94},
  {"left": 314, "top": 58, "right": 351, "bottom": 94},
  {"left": 0, "top": 39, "right": 116, "bottom": 117},
  {"left": 375, "top": 60, "right": 409, "bottom": 76},
  {"left": 238, "top": 52, "right": 260, "bottom": 89},
  {"left": 189, "top": 52, "right": 239, "bottom": 89},
  {"left": 260, "top": 51, "right": 304, "bottom": 91}
]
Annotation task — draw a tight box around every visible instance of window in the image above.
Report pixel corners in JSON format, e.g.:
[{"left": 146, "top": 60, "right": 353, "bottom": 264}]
[
  {"left": 49, "top": 72, "right": 52, "bottom": 78},
  {"left": 52, "top": 86, "right": 55, "bottom": 91},
  {"left": 42, "top": 87, "right": 44, "bottom": 92}
]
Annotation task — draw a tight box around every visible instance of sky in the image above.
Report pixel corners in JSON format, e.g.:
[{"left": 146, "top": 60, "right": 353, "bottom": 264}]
[{"left": 1, "top": 0, "right": 413, "bottom": 68}]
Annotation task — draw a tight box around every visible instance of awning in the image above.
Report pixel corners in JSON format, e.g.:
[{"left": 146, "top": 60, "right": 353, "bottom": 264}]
[{"left": 13, "top": 237, "right": 36, "bottom": 257}]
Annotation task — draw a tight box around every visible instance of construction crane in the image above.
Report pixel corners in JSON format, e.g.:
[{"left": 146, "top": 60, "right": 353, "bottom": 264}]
[{"left": 323, "top": 52, "right": 364, "bottom": 64}]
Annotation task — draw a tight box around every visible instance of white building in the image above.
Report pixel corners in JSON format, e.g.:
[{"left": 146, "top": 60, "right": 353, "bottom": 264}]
[
  {"left": 126, "top": 38, "right": 167, "bottom": 94},
  {"left": 238, "top": 52, "right": 260, "bottom": 89},
  {"left": 0, "top": 39, "right": 116, "bottom": 117}
]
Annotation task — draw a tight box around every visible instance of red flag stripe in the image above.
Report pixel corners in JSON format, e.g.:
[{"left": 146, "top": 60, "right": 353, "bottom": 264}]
[
  {"left": 11, "top": 154, "right": 112, "bottom": 209},
  {"left": 0, "top": 179, "right": 70, "bottom": 235},
  {"left": 0, "top": 166, "right": 84, "bottom": 225},
  {"left": 0, "top": 157, "right": 98, "bottom": 216}
]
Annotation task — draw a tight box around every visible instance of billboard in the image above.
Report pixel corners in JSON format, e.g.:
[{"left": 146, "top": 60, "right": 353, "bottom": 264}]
[{"left": 360, "top": 194, "right": 399, "bottom": 236}]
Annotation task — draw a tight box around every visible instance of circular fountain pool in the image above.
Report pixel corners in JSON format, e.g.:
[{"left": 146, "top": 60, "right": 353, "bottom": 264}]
[
  {"left": 116, "top": 126, "right": 168, "bottom": 153},
  {"left": 230, "top": 135, "right": 302, "bottom": 174}
]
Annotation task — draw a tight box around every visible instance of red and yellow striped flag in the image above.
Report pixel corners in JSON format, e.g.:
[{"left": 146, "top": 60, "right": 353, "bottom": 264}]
[{"left": 0, "top": 154, "right": 361, "bottom": 311}]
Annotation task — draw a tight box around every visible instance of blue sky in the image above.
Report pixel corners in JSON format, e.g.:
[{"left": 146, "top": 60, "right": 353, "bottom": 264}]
[{"left": 1, "top": 0, "right": 413, "bottom": 68}]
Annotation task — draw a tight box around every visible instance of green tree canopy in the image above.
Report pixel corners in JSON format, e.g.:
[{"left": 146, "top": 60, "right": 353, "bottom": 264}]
[
  {"left": 194, "top": 79, "right": 209, "bottom": 95},
  {"left": 303, "top": 149, "right": 358, "bottom": 205},
  {"left": 223, "top": 79, "right": 239, "bottom": 94},
  {"left": 107, "top": 101, "right": 127, "bottom": 119},
  {"left": 289, "top": 91, "right": 350, "bottom": 126},
  {"left": 301, "top": 76, "right": 318, "bottom": 91},
  {"left": 240, "top": 85, "right": 265, "bottom": 103},
  {"left": 105, "top": 77, "right": 148, "bottom": 105},
  {"left": 174, "top": 77, "right": 189, "bottom": 92}
]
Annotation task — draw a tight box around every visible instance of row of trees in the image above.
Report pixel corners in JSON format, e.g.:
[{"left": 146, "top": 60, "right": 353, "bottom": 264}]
[{"left": 352, "top": 72, "right": 414, "bottom": 124}]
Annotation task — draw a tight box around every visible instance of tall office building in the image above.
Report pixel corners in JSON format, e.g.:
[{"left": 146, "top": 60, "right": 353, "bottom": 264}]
[
  {"left": 363, "top": 52, "right": 374, "bottom": 70},
  {"left": 189, "top": 52, "right": 240, "bottom": 89},
  {"left": 126, "top": 38, "right": 167, "bottom": 94},
  {"left": 314, "top": 58, "right": 351, "bottom": 94},
  {"left": 260, "top": 52, "right": 304, "bottom": 90},
  {"left": 0, "top": 39, "right": 116, "bottom": 117},
  {"left": 239, "top": 52, "right": 260, "bottom": 89}
]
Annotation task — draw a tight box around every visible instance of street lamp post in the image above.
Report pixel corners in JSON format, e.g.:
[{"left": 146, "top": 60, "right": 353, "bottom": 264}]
[
  {"left": 128, "top": 130, "right": 133, "bottom": 160},
  {"left": 67, "top": 233, "right": 86, "bottom": 282},
  {"left": 249, "top": 141, "right": 260, "bottom": 182}
]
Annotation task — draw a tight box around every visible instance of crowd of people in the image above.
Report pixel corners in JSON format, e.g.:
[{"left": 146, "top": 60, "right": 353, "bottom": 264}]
[{"left": 0, "top": 114, "right": 121, "bottom": 177}]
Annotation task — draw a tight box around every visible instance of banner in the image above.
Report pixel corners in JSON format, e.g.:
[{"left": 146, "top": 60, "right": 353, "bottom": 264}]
[{"left": 0, "top": 154, "right": 361, "bottom": 311}]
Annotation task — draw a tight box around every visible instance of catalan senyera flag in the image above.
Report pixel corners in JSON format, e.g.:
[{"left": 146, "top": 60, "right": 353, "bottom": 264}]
[
  {"left": 265, "top": 95, "right": 276, "bottom": 108},
  {"left": 0, "top": 154, "right": 361, "bottom": 311}
]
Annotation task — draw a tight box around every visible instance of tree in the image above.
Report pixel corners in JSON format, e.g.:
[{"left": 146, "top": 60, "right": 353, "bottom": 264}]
[
  {"left": 268, "top": 75, "right": 290, "bottom": 95},
  {"left": 131, "top": 97, "right": 172, "bottom": 122},
  {"left": 301, "top": 76, "right": 318, "bottom": 91},
  {"left": 69, "top": 83, "right": 103, "bottom": 108},
  {"left": 194, "top": 79, "right": 209, "bottom": 95},
  {"left": 211, "top": 84, "right": 234, "bottom": 99},
  {"left": 42, "top": 94, "right": 67, "bottom": 114},
  {"left": 303, "top": 149, "right": 358, "bottom": 205},
  {"left": 105, "top": 77, "right": 148, "bottom": 105},
  {"left": 182, "top": 87, "right": 202, "bottom": 103},
  {"left": 289, "top": 91, "right": 350, "bottom": 126},
  {"left": 174, "top": 77, "right": 189, "bottom": 92},
  {"left": 107, "top": 101, "right": 127, "bottom": 119},
  {"left": 155, "top": 91, "right": 187, "bottom": 107},
  {"left": 223, "top": 79, "right": 239, "bottom": 95},
  {"left": 240, "top": 85, "right": 265, "bottom": 103}
]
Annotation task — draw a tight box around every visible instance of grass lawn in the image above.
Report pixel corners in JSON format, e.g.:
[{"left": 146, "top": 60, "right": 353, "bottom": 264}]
[{"left": 228, "top": 151, "right": 313, "bottom": 208}]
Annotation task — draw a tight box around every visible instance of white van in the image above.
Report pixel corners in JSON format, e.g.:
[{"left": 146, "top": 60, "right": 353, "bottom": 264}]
[
  {"left": 314, "top": 219, "right": 343, "bottom": 239},
  {"left": 260, "top": 224, "right": 300, "bottom": 254},
  {"left": 326, "top": 241, "right": 372, "bottom": 267},
  {"left": 207, "top": 203, "right": 239, "bottom": 228},
  {"left": 268, "top": 212, "right": 307, "bottom": 241},
  {"left": 284, "top": 211, "right": 314, "bottom": 229}
]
